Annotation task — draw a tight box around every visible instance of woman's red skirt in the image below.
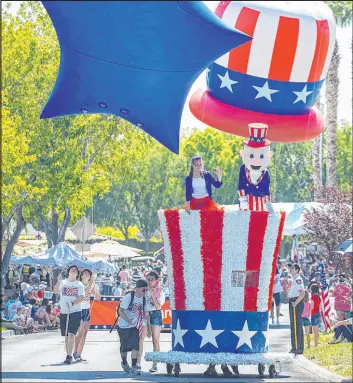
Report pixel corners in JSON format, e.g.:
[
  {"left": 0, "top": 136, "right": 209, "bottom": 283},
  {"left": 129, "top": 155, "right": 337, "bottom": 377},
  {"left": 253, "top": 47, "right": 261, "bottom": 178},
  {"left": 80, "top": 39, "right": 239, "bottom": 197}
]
[{"left": 185, "top": 196, "right": 222, "bottom": 211}]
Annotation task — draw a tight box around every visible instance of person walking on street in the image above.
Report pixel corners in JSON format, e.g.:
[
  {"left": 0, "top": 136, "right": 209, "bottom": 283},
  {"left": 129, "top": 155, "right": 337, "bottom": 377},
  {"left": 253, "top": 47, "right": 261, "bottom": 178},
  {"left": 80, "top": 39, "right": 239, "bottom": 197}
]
[
  {"left": 144, "top": 271, "right": 165, "bottom": 373},
  {"left": 288, "top": 263, "right": 305, "bottom": 354},
  {"left": 117, "top": 279, "right": 148, "bottom": 375},
  {"left": 53, "top": 265, "right": 84, "bottom": 364},
  {"left": 73, "top": 269, "right": 100, "bottom": 362}
]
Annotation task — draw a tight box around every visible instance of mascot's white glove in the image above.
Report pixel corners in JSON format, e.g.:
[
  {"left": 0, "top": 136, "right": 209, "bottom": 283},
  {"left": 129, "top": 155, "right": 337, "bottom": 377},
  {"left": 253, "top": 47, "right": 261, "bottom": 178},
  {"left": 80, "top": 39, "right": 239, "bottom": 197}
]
[
  {"left": 265, "top": 201, "right": 275, "bottom": 214},
  {"left": 239, "top": 196, "right": 249, "bottom": 211}
]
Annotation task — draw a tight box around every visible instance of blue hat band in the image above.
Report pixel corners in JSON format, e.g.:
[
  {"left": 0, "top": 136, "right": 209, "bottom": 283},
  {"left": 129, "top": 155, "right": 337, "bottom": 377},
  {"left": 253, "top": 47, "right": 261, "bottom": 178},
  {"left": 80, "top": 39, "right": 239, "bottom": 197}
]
[
  {"left": 207, "top": 63, "right": 324, "bottom": 116},
  {"left": 172, "top": 310, "right": 269, "bottom": 354}
]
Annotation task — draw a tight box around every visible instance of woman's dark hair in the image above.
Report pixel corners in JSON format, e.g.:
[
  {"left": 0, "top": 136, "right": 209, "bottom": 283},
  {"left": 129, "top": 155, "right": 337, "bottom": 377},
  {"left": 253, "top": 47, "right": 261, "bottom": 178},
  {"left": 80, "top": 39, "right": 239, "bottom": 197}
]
[
  {"left": 147, "top": 271, "right": 159, "bottom": 281},
  {"left": 80, "top": 269, "right": 92, "bottom": 281},
  {"left": 46, "top": 304, "right": 52, "bottom": 314},
  {"left": 189, "top": 155, "right": 204, "bottom": 178},
  {"left": 29, "top": 298, "right": 36, "bottom": 305},
  {"left": 310, "top": 283, "right": 320, "bottom": 295},
  {"left": 66, "top": 265, "right": 80, "bottom": 279}
]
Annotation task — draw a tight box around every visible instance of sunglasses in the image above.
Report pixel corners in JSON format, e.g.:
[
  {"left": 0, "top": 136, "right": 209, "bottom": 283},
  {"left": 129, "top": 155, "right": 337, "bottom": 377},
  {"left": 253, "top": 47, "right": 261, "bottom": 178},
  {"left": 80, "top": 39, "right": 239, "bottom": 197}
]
[
  {"left": 147, "top": 278, "right": 155, "bottom": 282},
  {"left": 141, "top": 288, "right": 147, "bottom": 292}
]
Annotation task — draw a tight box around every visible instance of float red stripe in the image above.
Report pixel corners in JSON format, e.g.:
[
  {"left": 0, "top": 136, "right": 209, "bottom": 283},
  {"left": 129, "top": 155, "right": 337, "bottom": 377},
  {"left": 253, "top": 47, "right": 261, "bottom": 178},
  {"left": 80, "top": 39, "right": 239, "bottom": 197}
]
[
  {"left": 244, "top": 212, "right": 268, "bottom": 311},
  {"left": 228, "top": 7, "right": 260, "bottom": 73},
  {"left": 200, "top": 209, "right": 224, "bottom": 311},
  {"left": 164, "top": 210, "right": 186, "bottom": 310},
  {"left": 268, "top": 211, "right": 286, "bottom": 310},
  {"left": 308, "top": 20, "right": 330, "bottom": 82},
  {"left": 215, "top": 1, "right": 231, "bottom": 18},
  {"left": 269, "top": 16, "right": 299, "bottom": 81}
]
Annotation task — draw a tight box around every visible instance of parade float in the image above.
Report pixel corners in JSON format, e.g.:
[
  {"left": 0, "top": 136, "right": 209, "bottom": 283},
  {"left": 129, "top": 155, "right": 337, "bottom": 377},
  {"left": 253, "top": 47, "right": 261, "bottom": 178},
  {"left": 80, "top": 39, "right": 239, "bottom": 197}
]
[{"left": 41, "top": 0, "right": 336, "bottom": 378}]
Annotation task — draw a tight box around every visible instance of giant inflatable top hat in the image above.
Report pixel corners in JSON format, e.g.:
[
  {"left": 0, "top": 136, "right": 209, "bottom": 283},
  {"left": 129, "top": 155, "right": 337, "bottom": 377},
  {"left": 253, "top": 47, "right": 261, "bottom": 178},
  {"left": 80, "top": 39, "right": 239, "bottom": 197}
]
[{"left": 189, "top": 1, "right": 336, "bottom": 143}]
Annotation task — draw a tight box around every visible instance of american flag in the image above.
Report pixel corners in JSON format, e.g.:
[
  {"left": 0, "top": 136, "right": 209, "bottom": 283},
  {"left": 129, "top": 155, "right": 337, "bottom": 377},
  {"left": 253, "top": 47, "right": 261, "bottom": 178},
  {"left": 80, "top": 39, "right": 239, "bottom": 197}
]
[
  {"left": 63, "top": 287, "right": 78, "bottom": 297},
  {"left": 130, "top": 303, "right": 144, "bottom": 336},
  {"left": 318, "top": 268, "right": 331, "bottom": 332}
]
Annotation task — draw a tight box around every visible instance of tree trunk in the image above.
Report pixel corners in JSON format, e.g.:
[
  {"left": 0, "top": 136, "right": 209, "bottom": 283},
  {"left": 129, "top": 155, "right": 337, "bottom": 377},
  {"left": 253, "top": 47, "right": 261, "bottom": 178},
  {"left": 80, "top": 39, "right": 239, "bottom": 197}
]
[
  {"left": 40, "top": 213, "right": 53, "bottom": 248},
  {"left": 51, "top": 213, "right": 59, "bottom": 245},
  {"left": 1, "top": 204, "right": 26, "bottom": 277},
  {"left": 145, "top": 237, "right": 150, "bottom": 255},
  {"left": 57, "top": 209, "right": 70, "bottom": 244},
  {"left": 325, "top": 39, "right": 339, "bottom": 186},
  {"left": 311, "top": 93, "right": 322, "bottom": 201}
]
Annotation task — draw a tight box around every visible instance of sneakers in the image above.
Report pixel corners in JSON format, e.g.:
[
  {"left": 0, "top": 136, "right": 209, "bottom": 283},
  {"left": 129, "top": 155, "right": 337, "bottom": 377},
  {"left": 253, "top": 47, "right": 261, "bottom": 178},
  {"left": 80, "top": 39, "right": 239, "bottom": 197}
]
[
  {"left": 121, "top": 362, "right": 131, "bottom": 373},
  {"left": 131, "top": 366, "right": 141, "bottom": 375},
  {"left": 63, "top": 355, "right": 72, "bottom": 364},
  {"left": 73, "top": 352, "right": 81, "bottom": 362},
  {"left": 136, "top": 363, "right": 142, "bottom": 371},
  {"left": 276, "top": 319, "right": 280, "bottom": 325},
  {"left": 221, "top": 365, "right": 232, "bottom": 377},
  {"left": 149, "top": 363, "right": 158, "bottom": 373}
]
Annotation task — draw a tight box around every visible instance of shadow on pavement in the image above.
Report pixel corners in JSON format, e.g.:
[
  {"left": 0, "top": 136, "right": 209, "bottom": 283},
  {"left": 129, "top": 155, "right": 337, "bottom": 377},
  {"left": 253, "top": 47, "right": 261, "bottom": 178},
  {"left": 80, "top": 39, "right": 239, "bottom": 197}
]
[{"left": 1, "top": 371, "right": 291, "bottom": 382}]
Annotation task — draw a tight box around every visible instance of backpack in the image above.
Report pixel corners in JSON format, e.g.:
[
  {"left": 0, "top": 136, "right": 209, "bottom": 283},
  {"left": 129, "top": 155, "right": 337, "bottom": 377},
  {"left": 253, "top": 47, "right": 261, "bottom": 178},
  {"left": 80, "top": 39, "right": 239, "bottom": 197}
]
[{"left": 116, "top": 291, "right": 146, "bottom": 321}]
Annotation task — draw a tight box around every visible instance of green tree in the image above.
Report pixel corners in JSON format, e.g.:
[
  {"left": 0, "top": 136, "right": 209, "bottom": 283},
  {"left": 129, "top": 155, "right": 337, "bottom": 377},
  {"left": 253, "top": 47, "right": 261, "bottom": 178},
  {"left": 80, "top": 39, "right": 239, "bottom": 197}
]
[{"left": 325, "top": 1, "right": 352, "bottom": 186}]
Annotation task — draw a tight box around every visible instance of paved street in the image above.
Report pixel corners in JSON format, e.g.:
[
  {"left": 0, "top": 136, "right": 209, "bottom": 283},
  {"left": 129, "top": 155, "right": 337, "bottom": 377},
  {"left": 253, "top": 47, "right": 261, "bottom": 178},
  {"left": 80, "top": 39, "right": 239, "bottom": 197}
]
[{"left": 1, "top": 305, "right": 334, "bottom": 383}]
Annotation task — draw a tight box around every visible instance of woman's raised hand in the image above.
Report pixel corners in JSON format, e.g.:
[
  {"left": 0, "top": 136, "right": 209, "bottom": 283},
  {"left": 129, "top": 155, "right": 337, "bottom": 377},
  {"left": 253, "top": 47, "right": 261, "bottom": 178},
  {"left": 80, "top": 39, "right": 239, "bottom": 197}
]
[{"left": 215, "top": 167, "right": 222, "bottom": 180}]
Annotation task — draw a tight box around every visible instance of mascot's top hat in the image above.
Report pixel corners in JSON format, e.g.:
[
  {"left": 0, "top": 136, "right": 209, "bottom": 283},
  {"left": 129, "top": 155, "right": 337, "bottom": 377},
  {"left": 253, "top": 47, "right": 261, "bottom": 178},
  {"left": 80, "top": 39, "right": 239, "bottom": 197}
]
[
  {"left": 244, "top": 123, "right": 271, "bottom": 148},
  {"left": 190, "top": 1, "right": 336, "bottom": 143}
]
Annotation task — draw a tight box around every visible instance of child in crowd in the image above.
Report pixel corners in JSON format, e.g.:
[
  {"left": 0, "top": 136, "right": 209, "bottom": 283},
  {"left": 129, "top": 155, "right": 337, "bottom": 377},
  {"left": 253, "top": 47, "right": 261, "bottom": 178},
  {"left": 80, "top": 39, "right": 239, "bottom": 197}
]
[
  {"left": 302, "top": 290, "right": 311, "bottom": 348},
  {"left": 310, "top": 283, "right": 321, "bottom": 347}
]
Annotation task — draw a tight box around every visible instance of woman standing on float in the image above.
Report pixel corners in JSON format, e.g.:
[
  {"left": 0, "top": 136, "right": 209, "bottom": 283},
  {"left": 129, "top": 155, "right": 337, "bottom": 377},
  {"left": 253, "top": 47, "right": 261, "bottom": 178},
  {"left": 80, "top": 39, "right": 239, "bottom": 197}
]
[
  {"left": 73, "top": 269, "right": 100, "bottom": 362},
  {"left": 185, "top": 155, "right": 223, "bottom": 213}
]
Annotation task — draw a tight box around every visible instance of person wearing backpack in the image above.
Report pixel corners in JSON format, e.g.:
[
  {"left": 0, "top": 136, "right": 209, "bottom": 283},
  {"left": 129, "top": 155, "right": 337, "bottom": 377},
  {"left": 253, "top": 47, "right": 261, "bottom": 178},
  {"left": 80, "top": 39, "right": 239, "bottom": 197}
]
[{"left": 117, "top": 279, "right": 148, "bottom": 375}]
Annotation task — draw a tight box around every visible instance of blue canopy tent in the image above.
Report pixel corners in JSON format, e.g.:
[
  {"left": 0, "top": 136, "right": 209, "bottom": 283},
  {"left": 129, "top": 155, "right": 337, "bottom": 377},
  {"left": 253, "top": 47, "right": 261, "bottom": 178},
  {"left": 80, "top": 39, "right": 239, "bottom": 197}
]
[
  {"left": 91, "top": 260, "right": 115, "bottom": 274},
  {"left": 36, "top": 242, "right": 88, "bottom": 267},
  {"left": 9, "top": 256, "right": 56, "bottom": 266}
]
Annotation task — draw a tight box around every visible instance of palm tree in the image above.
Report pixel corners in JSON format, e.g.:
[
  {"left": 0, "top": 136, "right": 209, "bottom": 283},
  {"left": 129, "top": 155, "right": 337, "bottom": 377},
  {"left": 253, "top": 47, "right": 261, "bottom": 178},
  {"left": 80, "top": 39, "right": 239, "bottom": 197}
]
[{"left": 325, "top": 1, "right": 352, "bottom": 187}]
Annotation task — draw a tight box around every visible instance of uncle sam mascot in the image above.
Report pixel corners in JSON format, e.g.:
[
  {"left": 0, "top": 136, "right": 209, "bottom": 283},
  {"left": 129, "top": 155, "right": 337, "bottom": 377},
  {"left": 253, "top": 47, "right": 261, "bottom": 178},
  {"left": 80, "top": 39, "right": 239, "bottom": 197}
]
[{"left": 238, "top": 123, "right": 274, "bottom": 213}]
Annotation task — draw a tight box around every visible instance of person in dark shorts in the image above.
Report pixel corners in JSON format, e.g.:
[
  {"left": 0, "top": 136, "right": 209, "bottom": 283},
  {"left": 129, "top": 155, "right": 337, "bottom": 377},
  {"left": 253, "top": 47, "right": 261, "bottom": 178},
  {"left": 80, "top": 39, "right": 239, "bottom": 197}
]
[
  {"left": 73, "top": 269, "right": 100, "bottom": 362},
  {"left": 53, "top": 265, "right": 84, "bottom": 364},
  {"left": 117, "top": 279, "right": 148, "bottom": 375}
]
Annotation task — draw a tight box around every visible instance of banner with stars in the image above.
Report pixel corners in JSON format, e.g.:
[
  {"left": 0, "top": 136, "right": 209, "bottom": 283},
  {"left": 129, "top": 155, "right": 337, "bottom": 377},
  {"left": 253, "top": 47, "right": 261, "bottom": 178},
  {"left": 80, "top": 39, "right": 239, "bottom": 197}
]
[{"left": 172, "top": 310, "right": 269, "bottom": 354}]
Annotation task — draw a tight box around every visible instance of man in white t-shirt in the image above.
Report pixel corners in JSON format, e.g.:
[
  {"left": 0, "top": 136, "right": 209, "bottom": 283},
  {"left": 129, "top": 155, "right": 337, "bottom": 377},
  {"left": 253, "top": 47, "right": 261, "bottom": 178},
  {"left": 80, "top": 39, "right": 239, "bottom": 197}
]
[{"left": 53, "top": 265, "right": 84, "bottom": 364}]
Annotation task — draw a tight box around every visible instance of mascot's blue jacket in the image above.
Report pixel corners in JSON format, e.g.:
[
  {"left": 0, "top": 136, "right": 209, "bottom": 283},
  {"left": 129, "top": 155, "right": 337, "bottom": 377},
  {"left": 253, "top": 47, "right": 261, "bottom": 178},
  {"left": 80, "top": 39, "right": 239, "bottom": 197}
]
[{"left": 185, "top": 171, "right": 223, "bottom": 202}]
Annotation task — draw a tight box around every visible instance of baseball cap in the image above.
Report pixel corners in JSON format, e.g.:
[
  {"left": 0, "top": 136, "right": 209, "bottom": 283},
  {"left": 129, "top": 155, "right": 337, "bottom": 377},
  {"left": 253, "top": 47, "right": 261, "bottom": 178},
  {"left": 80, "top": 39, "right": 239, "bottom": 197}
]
[
  {"left": 27, "top": 286, "right": 34, "bottom": 293},
  {"left": 315, "top": 271, "right": 321, "bottom": 277}
]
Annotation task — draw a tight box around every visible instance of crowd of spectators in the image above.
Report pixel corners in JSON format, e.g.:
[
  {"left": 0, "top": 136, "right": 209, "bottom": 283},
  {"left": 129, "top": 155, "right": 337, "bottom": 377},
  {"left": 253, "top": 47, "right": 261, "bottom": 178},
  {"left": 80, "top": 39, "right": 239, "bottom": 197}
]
[{"left": 1, "top": 260, "right": 169, "bottom": 336}]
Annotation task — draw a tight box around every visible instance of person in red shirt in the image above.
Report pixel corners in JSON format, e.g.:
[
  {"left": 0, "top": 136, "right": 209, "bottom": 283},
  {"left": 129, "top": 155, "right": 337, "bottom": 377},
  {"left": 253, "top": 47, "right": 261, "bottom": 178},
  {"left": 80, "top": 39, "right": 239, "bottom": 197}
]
[{"left": 310, "top": 283, "right": 321, "bottom": 347}]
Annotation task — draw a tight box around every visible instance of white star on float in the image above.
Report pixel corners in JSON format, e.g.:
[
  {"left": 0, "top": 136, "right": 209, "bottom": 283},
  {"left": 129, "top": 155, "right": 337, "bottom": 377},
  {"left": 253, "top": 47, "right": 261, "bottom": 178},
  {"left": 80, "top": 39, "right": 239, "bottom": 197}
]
[
  {"left": 103, "top": 325, "right": 107, "bottom": 329},
  {"left": 217, "top": 70, "right": 238, "bottom": 93},
  {"left": 195, "top": 320, "right": 224, "bottom": 348},
  {"left": 173, "top": 319, "right": 188, "bottom": 348},
  {"left": 232, "top": 320, "right": 258, "bottom": 350},
  {"left": 252, "top": 81, "right": 279, "bottom": 102},
  {"left": 94, "top": 325, "right": 98, "bottom": 329},
  {"left": 293, "top": 85, "right": 313, "bottom": 104}
]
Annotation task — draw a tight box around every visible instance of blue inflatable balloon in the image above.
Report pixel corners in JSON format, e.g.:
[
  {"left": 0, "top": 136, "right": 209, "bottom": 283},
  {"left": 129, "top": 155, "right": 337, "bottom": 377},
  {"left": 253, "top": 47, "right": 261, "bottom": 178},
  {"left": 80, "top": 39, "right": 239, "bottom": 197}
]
[{"left": 40, "top": 1, "right": 251, "bottom": 153}]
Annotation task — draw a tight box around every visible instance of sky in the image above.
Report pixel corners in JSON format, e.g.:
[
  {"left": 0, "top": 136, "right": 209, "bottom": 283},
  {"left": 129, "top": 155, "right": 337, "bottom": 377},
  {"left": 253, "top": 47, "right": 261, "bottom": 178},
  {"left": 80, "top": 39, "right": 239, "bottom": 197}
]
[{"left": 4, "top": 0, "right": 352, "bottom": 135}]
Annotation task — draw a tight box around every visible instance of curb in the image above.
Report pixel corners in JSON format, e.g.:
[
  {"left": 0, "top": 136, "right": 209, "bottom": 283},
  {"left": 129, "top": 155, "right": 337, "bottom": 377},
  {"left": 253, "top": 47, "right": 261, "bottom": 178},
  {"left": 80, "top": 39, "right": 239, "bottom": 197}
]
[
  {"left": 1, "top": 330, "right": 16, "bottom": 340},
  {"left": 296, "top": 355, "right": 352, "bottom": 383}
]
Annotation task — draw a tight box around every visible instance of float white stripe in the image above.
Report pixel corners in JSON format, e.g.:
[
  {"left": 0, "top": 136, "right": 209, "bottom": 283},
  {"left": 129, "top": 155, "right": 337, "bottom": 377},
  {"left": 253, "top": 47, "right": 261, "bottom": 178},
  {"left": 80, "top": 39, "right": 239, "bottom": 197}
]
[
  {"left": 158, "top": 210, "right": 175, "bottom": 310},
  {"left": 290, "top": 18, "right": 317, "bottom": 82},
  {"left": 179, "top": 211, "right": 204, "bottom": 310},
  {"left": 247, "top": 12, "right": 279, "bottom": 78},
  {"left": 221, "top": 209, "right": 251, "bottom": 311},
  {"left": 321, "top": 19, "right": 336, "bottom": 80},
  {"left": 257, "top": 213, "right": 281, "bottom": 311},
  {"left": 215, "top": 3, "right": 243, "bottom": 68}
]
